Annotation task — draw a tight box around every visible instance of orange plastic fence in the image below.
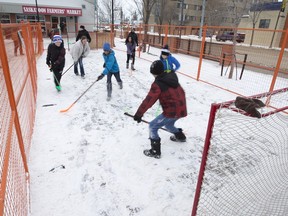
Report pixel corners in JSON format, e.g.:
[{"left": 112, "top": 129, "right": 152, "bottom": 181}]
[
  {"left": 112, "top": 23, "right": 288, "bottom": 95},
  {"left": 0, "top": 22, "right": 42, "bottom": 216},
  {"left": 0, "top": 21, "right": 287, "bottom": 215}
]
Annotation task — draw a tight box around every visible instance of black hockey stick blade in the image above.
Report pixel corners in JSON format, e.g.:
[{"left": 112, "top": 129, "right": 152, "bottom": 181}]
[
  {"left": 42, "top": 103, "right": 57, "bottom": 107},
  {"left": 124, "top": 112, "right": 169, "bottom": 132}
]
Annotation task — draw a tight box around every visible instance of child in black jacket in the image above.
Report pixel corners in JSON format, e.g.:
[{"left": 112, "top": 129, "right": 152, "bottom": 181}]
[{"left": 46, "top": 35, "right": 66, "bottom": 91}]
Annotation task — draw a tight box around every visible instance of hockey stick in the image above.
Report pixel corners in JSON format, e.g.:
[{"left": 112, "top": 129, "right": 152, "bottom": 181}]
[
  {"left": 42, "top": 103, "right": 56, "bottom": 107},
  {"left": 124, "top": 112, "right": 169, "bottom": 132},
  {"left": 62, "top": 61, "right": 78, "bottom": 76},
  {"left": 62, "top": 54, "right": 84, "bottom": 76},
  {"left": 52, "top": 71, "right": 61, "bottom": 87},
  {"left": 60, "top": 77, "right": 101, "bottom": 113}
]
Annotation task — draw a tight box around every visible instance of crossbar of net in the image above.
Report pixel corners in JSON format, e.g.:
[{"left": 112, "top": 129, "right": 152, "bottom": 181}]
[{"left": 196, "top": 90, "right": 288, "bottom": 216}]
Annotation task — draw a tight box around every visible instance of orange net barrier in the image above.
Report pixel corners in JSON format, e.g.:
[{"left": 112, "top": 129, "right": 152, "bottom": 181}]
[
  {"left": 0, "top": 20, "right": 287, "bottom": 215},
  {"left": 0, "top": 22, "right": 43, "bottom": 215}
]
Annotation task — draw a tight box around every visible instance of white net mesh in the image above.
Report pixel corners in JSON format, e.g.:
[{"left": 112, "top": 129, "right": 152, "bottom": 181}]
[{"left": 195, "top": 88, "right": 288, "bottom": 216}]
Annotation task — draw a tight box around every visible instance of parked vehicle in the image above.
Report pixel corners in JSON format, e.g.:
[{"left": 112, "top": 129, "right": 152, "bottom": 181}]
[{"left": 216, "top": 31, "right": 245, "bottom": 43}]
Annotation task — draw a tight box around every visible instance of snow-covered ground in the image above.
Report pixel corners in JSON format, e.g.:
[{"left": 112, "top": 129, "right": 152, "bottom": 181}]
[{"left": 29, "top": 37, "right": 277, "bottom": 216}]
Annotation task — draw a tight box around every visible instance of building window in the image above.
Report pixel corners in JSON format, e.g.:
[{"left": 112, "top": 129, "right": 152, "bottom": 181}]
[
  {"left": 82, "top": 5, "right": 86, "bottom": 9},
  {"left": 193, "top": 5, "right": 202, "bottom": 11},
  {"left": 221, "top": 17, "right": 228, "bottom": 23},
  {"left": 259, "top": 19, "right": 270, "bottom": 28},
  {"left": 16, "top": 14, "right": 45, "bottom": 23},
  {"left": 177, "top": 3, "right": 188, "bottom": 9},
  {"left": 188, "top": 16, "right": 197, "bottom": 21},
  {"left": 200, "top": 16, "right": 207, "bottom": 23},
  {"left": 0, "top": 14, "right": 11, "bottom": 23}
]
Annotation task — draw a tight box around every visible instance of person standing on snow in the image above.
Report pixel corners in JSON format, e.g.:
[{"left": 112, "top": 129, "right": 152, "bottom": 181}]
[
  {"left": 97, "top": 42, "right": 123, "bottom": 101},
  {"left": 11, "top": 27, "right": 24, "bottom": 56},
  {"left": 46, "top": 35, "right": 66, "bottom": 91},
  {"left": 76, "top": 25, "right": 91, "bottom": 43},
  {"left": 125, "top": 36, "right": 136, "bottom": 70},
  {"left": 160, "top": 45, "right": 180, "bottom": 73},
  {"left": 127, "top": 28, "right": 138, "bottom": 47},
  {"left": 70, "top": 35, "right": 90, "bottom": 78},
  {"left": 133, "top": 60, "right": 187, "bottom": 159}
]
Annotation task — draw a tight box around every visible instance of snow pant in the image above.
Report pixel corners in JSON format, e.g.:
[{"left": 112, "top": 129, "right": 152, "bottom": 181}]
[
  {"left": 106, "top": 71, "right": 122, "bottom": 97},
  {"left": 53, "top": 69, "right": 62, "bottom": 87}
]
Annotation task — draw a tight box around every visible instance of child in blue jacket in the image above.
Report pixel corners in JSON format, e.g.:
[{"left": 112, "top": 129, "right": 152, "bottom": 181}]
[
  {"left": 97, "top": 43, "right": 123, "bottom": 101},
  {"left": 160, "top": 45, "right": 180, "bottom": 73}
]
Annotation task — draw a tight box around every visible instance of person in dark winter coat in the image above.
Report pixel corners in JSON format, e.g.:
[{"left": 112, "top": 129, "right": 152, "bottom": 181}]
[
  {"left": 76, "top": 25, "right": 91, "bottom": 43},
  {"left": 11, "top": 27, "right": 24, "bottom": 56},
  {"left": 97, "top": 42, "right": 123, "bottom": 101},
  {"left": 125, "top": 36, "right": 136, "bottom": 70},
  {"left": 127, "top": 28, "right": 138, "bottom": 47},
  {"left": 133, "top": 60, "right": 187, "bottom": 159},
  {"left": 46, "top": 35, "right": 66, "bottom": 91},
  {"left": 160, "top": 45, "right": 180, "bottom": 73},
  {"left": 48, "top": 28, "right": 60, "bottom": 40}
]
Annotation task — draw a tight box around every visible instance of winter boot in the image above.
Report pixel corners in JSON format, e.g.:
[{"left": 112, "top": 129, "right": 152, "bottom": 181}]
[
  {"left": 126, "top": 63, "right": 129, "bottom": 69},
  {"left": 170, "top": 129, "right": 186, "bottom": 142},
  {"left": 107, "top": 83, "right": 112, "bottom": 101},
  {"left": 118, "top": 82, "right": 123, "bottom": 89},
  {"left": 143, "top": 138, "right": 161, "bottom": 159},
  {"left": 131, "top": 63, "right": 135, "bottom": 71},
  {"left": 56, "top": 85, "right": 62, "bottom": 92}
]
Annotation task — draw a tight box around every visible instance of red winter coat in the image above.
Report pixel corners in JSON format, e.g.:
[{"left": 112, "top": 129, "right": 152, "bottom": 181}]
[{"left": 136, "top": 72, "right": 187, "bottom": 118}]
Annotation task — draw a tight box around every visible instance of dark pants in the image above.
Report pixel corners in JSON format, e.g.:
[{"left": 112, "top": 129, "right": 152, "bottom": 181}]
[
  {"left": 13, "top": 39, "right": 23, "bottom": 56},
  {"left": 106, "top": 72, "right": 122, "bottom": 97},
  {"left": 74, "top": 57, "right": 84, "bottom": 75},
  {"left": 126, "top": 53, "right": 135, "bottom": 65},
  {"left": 106, "top": 71, "right": 122, "bottom": 84},
  {"left": 53, "top": 69, "right": 62, "bottom": 86}
]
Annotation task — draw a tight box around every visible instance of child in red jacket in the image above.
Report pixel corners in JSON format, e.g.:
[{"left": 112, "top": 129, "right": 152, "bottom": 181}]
[{"left": 133, "top": 60, "right": 187, "bottom": 159}]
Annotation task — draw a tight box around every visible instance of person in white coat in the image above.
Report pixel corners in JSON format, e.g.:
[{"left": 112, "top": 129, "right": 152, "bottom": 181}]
[{"left": 70, "top": 36, "right": 90, "bottom": 78}]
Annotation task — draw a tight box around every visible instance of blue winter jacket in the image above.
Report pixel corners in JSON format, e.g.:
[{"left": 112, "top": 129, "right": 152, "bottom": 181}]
[
  {"left": 160, "top": 55, "right": 180, "bottom": 73},
  {"left": 102, "top": 50, "right": 120, "bottom": 75}
]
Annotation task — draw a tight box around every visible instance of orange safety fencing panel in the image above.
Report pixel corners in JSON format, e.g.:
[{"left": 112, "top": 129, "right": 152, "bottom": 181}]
[
  {"left": 110, "top": 23, "right": 288, "bottom": 96},
  {"left": 0, "top": 22, "right": 43, "bottom": 216},
  {"left": 0, "top": 20, "right": 287, "bottom": 215}
]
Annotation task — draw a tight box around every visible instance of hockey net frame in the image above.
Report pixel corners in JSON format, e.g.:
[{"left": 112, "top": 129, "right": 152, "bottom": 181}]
[{"left": 192, "top": 87, "right": 288, "bottom": 216}]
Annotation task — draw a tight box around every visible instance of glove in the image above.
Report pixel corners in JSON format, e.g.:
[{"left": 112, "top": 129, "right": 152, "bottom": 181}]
[
  {"left": 133, "top": 115, "right": 142, "bottom": 123},
  {"left": 97, "top": 74, "right": 105, "bottom": 81},
  {"left": 47, "top": 64, "right": 52, "bottom": 72},
  {"left": 103, "top": 63, "right": 106, "bottom": 68}
]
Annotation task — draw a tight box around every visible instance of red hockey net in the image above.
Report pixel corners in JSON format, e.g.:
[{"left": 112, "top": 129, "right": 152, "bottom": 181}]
[{"left": 192, "top": 87, "right": 288, "bottom": 216}]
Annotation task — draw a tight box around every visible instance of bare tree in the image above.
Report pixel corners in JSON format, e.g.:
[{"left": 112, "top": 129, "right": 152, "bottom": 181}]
[
  {"left": 220, "top": 0, "right": 251, "bottom": 79},
  {"left": 248, "top": 0, "right": 267, "bottom": 46},
  {"left": 166, "top": 5, "right": 178, "bottom": 26},
  {"left": 133, "top": 0, "right": 157, "bottom": 52},
  {"left": 153, "top": 0, "right": 169, "bottom": 43},
  {"left": 100, "top": 0, "right": 121, "bottom": 24},
  {"left": 205, "top": 3, "right": 226, "bottom": 27}
]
